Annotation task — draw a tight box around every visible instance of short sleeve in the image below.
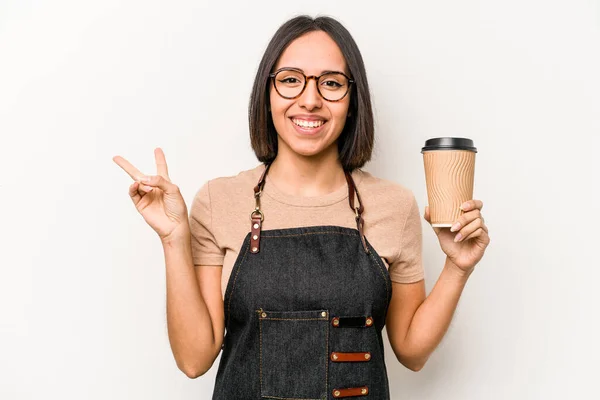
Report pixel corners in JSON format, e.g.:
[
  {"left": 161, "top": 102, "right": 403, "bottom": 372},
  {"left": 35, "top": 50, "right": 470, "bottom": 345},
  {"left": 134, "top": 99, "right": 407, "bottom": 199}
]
[
  {"left": 388, "top": 192, "right": 424, "bottom": 283},
  {"left": 189, "top": 181, "right": 225, "bottom": 266}
]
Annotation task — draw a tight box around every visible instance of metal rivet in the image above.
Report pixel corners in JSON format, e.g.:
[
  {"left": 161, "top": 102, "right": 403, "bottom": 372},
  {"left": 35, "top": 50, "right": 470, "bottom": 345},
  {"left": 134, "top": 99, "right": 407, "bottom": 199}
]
[
  {"left": 252, "top": 247, "right": 258, "bottom": 252},
  {"left": 253, "top": 235, "right": 258, "bottom": 240},
  {"left": 365, "top": 353, "right": 371, "bottom": 360},
  {"left": 366, "top": 317, "right": 373, "bottom": 326},
  {"left": 321, "top": 311, "right": 327, "bottom": 317},
  {"left": 332, "top": 318, "right": 339, "bottom": 326},
  {"left": 332, "top": 353, "right": 338, "bottom": 360},
  {"left": 253, "top": 223, "right": 259, "bottom": 229},
  {"left": 261, "top": 312, "right": 267, "bottom": 318},
  {"left": 333, "top": 390, "right": 340, "bottom": 397},
  {"left": 361, "top": 388, "right": 367, "bottom": 394}
]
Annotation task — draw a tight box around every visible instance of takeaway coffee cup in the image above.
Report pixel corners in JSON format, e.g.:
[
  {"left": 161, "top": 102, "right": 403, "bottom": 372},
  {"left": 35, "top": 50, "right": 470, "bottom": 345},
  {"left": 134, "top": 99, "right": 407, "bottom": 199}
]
[{"left": 421, "top": 137, "right": 477, "bottom": 228}]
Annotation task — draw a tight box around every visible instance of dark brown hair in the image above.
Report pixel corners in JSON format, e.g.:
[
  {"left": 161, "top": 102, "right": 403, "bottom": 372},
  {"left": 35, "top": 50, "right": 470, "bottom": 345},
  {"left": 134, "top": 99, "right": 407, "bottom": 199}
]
[{"left": 249, "top": 15, "right": 374, "bottom": 170}]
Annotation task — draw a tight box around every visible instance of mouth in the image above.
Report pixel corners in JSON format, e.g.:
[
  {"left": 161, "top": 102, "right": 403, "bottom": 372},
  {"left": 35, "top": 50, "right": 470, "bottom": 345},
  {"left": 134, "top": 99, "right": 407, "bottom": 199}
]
[
  {"left": 289, "top": 117, "right": 328, "bottom": 135},
  {"left": 291, "top": 118, "right": 326, "bottom": 129}
]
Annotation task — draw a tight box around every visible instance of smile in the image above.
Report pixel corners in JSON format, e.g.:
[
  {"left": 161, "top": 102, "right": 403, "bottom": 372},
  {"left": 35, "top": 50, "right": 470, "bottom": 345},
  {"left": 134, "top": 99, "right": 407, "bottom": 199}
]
[{"left": 292, "top": 118, "right": 325, "bottom": 128}]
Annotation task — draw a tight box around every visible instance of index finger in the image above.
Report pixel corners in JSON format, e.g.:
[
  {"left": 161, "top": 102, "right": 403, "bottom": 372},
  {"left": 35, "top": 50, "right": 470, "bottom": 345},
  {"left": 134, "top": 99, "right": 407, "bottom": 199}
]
[
  {"left": 112, "top": 155, "right": 145, "bottom": 181},
  {"left": 461, "top": 199, "right": 483, "bottom": 211}
]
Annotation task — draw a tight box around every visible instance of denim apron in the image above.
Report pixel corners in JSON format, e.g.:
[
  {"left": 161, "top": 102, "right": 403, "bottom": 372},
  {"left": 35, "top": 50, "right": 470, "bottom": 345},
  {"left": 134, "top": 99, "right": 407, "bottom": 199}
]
[{"left": 212, "top": 164, "right": 393, "bottom": 399}]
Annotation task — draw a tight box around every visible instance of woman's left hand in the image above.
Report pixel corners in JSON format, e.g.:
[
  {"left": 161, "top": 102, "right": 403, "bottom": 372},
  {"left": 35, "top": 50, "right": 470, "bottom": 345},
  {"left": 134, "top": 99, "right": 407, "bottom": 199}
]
[{"left": 424, "top": 200, "right": 491, "bottom": 274}]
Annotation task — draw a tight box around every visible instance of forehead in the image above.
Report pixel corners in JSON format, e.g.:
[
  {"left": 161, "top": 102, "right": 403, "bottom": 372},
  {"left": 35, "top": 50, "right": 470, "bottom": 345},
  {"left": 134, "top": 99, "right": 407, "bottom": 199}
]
[{"left": 275, "top": 30, "right": 348, "bottom": 74}]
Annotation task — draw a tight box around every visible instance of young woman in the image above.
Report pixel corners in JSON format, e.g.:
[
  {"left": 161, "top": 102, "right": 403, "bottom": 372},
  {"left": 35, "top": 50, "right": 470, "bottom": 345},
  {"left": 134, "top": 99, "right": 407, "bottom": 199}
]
[{"left": 114, "top": 15, "right": 490, "bottom": 400}]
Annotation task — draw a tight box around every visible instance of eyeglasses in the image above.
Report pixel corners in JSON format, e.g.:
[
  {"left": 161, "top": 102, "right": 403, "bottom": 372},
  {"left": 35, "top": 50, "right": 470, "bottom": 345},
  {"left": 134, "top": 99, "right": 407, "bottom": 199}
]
[{"left": 269, "top": 67, "right": 354, "bottom": 102}]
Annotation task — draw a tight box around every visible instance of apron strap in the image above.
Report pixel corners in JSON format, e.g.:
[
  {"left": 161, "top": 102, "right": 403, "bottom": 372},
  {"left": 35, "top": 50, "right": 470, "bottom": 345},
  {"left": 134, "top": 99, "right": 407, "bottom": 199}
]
[
  {"left": 250, "top": 164, "right": 370, "bottom": 254},
  {"left": 249, "top": 164, "right": 270, "bottom": 253},
  {"left": 253, "top": 163, "right": 271, "bottom": 196},
  {"left": 345, "top": 171, "right": 369, "bottom": 253}
]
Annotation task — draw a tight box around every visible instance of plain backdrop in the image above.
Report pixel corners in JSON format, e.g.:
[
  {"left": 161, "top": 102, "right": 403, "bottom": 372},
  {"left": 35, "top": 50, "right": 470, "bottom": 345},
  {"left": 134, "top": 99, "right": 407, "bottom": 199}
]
[{"left": 1, "top": 0, "right": 599, "bottom": 399}]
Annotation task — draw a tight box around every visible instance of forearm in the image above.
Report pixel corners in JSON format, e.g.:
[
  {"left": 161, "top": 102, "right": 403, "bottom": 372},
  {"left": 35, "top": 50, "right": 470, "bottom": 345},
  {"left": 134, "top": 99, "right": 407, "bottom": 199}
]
[
  {"left": 401, "top": 258, "right": 472, "bottom": 369},
  {"left": 162, "top": 228, "right": 219, "bottom": 377}
]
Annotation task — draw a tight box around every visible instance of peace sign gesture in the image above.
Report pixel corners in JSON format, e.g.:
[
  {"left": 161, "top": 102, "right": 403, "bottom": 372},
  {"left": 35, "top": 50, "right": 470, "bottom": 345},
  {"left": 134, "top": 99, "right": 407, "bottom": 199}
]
[{"left": 113, "top": 148, "right": 189, "bottom": 243}]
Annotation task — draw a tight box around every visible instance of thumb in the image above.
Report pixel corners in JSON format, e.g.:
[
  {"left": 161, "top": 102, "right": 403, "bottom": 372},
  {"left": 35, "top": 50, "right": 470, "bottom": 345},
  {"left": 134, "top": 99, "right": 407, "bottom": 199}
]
[{"left": 139, "top": 175, "right": 179, "bottom": 194}]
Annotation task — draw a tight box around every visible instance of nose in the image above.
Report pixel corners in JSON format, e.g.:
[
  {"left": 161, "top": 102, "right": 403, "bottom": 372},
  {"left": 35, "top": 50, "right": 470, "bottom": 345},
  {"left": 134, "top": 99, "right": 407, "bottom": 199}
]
[{"left": 297, "top": 76, "right": 322, "bottom": 111}]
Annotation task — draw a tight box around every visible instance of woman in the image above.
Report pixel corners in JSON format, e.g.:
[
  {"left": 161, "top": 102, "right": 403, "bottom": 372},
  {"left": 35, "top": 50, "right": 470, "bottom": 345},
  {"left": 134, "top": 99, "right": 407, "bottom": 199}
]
[{"left": 114, "top": 15, "right": 490, "bottom": 399}]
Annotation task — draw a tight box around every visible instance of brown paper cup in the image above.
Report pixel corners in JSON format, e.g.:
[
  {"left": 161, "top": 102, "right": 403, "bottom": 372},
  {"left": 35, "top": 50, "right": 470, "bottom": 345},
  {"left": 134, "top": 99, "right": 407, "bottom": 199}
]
[{"left": 422, "top": 138, "right": 477, "bottom": 228}]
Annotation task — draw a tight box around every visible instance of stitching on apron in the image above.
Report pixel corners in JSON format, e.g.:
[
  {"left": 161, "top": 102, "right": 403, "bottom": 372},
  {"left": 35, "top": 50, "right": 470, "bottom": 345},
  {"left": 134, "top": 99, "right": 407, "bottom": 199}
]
[
  {"left": 226, "top": 242, "right": 250, "bottom": 328},
  {"left": 258, "top": 311, "right": 328, "bottom": 400},
  {"left": 369, "top": 324, "right": 389, "bottom": 394},
  {"left": 261, "top": 231, "right": 358, "bottom": 238},
  {"left": 259, "top": 315, "right": 263, "bottom": 394},
  {"left": 367, "top": 247, "right": 390, "bottom": 306},
  {"left": 261, "top": 318, "right": 326, "bottom": 321},
  {"left": 325, "top": 317, "right": 329, "bottom": 397},
  {"left": 262, "top": 396, "right": 322, "bottom": 400}
]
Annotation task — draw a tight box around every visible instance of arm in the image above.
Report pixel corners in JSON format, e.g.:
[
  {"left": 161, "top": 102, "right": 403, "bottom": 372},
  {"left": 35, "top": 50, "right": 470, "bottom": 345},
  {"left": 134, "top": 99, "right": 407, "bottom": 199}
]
[
  {"left": 386, "top": 258, "right": 471, "bottom": 371},
  {"left": 386, "top": 199, "right": 489, "bottom": 371},
  {"left": 112, "top": 150, "right": 225, "bottom": 378},
  {"left": 163, "top": 229, "right": 225, "bottom": 378}
]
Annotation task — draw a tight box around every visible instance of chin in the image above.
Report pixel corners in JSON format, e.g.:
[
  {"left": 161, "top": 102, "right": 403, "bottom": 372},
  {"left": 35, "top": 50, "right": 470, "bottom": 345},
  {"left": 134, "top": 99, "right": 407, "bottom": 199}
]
[
  {"left": 288, "top": 145, "right": 325, "bottom": 157},
  {"left": 286, "top": 140, "right": 339, "bottom": 159}
]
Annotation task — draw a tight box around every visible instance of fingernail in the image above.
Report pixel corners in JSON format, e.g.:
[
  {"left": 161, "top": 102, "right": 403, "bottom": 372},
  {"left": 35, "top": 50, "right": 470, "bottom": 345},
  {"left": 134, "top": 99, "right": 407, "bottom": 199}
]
[
  {"left": 460, "top": 202, "right": 470, "bottom": 211},
  {"left": 454, "top": 233, "right": 463, "bottom": 242},
  {"left": 450, "top": 222, "right": 461, "bottom": 232}
]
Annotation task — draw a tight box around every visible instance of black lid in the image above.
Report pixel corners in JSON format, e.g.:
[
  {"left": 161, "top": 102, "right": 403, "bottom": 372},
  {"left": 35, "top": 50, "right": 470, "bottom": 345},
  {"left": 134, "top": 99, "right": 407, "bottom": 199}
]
[{"left": 421, "top": 137, "right": 477, "bottom": 153}]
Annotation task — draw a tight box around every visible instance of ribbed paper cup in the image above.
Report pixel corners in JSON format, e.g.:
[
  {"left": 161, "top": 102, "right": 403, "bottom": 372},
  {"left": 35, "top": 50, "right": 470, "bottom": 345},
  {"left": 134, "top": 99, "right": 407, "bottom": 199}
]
[{"left": 422, "top": 138, "right": 477, "bottom": 228}]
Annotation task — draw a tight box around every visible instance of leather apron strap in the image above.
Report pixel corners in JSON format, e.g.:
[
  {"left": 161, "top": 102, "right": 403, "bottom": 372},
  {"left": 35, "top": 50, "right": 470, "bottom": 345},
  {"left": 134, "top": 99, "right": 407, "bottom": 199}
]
[{"left": 250, "top": 164, "right": 369, "bottom": 254}]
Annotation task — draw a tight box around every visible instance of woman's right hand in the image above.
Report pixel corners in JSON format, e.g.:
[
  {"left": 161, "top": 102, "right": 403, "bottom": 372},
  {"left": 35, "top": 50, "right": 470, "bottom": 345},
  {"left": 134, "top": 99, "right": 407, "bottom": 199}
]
[{"left": 113, "top": 148, "right": 189, "bottom": 243}]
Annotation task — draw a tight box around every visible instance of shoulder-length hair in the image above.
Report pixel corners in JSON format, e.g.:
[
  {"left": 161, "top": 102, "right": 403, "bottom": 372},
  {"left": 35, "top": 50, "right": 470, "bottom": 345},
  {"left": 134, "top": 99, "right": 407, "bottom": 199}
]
[{"left": 249, "top": 15, "right": 374, "bottom": 170}]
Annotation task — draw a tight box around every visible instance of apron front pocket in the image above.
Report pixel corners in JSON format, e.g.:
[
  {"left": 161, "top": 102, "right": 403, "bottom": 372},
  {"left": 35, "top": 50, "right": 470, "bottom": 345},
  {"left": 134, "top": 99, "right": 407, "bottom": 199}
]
[{"left": 258, "top": 309, "right": 329, "bottom": 400}]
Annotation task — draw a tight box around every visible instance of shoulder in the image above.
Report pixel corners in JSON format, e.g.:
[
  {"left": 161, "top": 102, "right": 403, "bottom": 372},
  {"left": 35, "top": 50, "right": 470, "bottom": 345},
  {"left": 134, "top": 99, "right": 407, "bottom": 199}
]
[
  {"left": 354, "top": 169, "right": 420, "bottom": 244},
  {"left": 190, "top": 164, "right": 265, "bottom": 214},
  {"left": 205, "top": 164, "right": 265, "bottom": 197},
  {"left": 193, "top": 164, "right": 264, "bottom": 198},
  {"left": 355, "top": 169, "right": 417, "bottom": 209}
]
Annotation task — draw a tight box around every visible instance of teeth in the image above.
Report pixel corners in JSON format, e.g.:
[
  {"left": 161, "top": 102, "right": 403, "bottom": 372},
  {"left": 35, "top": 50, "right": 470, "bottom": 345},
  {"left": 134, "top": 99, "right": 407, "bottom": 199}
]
[{"left": 292, "top": 119, "right": 324, "bottom": 128}]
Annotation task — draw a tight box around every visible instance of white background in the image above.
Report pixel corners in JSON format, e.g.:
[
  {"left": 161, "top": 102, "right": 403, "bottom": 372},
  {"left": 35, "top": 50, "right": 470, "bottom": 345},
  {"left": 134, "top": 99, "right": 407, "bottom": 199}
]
[{"left": 1, "top": 0, "right": 599, "bottom": 399}]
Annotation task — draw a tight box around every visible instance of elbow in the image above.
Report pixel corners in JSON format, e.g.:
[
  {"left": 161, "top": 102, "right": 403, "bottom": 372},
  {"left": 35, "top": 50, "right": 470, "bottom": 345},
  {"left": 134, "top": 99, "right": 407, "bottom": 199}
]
[
  {"left": 397, "top": 354, "right": 428, "bottom": 372},
  {"left": 175, "top": 342, "right": 221, "bottom": 379},
  {"left": 406, "top": 361, "right": 425, "bottom": 372},
  {"left": 178, "top": 351, "right": 218, "bottom": 379},
  {"left": 180, "top": 361, "right": 211, "bottom": 379}
]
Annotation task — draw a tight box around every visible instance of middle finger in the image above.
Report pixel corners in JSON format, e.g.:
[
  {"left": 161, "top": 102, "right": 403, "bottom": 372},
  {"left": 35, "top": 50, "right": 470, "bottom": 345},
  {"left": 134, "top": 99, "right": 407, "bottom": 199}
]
[
  {"left": 454, "top": 217, "right": 485, "bottom": 242},
  {"left": 154, "top": 148, "right": 170, "bottom": 180},
  {"left": 450, "top": 209, "right": 481, "bottom": 232}
]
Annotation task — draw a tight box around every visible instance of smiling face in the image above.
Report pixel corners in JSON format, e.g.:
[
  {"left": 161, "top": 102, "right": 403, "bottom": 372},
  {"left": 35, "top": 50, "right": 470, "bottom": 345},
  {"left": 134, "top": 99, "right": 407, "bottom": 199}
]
[{"left": 269, "top": 30, "right": 351, "bottom": 160}]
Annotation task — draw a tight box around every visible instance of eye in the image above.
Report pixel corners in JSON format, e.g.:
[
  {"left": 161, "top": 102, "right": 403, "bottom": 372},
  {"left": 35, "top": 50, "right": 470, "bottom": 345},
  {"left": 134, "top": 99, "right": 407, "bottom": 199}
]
[
  {"left": 280, "top": 77, "right": 300, "bottom": 84},
  {"left": 322, "top": 80, "right": 342, "bottom": 88}
]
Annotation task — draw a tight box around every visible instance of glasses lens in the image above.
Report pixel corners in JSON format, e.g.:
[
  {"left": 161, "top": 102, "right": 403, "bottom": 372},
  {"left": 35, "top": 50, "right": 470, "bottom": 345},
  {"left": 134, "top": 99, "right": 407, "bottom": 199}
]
[
  {"left": 274, "top": 70, "right": 305, "bottom": 98},
  {"left": 318, "top": 73, "right": 350, "bottom": 101}
]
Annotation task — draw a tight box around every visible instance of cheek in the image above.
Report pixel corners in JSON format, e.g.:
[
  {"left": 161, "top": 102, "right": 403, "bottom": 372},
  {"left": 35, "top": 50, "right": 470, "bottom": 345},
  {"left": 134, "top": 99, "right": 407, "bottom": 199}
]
[
  {"left": 269, "top": 91, "right": 290, "bottom": 119},
  {"left": 332, "top": 102, "right": 350, "bottom": 122}
]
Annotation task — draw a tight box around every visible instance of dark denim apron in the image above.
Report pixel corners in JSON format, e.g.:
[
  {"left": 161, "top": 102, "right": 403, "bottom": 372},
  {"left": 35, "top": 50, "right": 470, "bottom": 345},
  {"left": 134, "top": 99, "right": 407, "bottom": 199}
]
[{"left": 212, "top": 164, "right": 393, "bottom": 399}]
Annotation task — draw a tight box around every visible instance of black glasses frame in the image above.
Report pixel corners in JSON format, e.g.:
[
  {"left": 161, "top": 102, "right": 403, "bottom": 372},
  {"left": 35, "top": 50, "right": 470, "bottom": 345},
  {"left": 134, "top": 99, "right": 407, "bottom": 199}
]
[{"left": 269, "top": 67, "right": 354, "bottom": 102}]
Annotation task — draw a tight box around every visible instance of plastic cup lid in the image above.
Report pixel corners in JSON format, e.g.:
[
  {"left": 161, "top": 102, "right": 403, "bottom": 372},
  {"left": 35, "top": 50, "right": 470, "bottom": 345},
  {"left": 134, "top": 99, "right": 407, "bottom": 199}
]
[{"left": 421, "top": 137, "right": 477, "bottom": 153}]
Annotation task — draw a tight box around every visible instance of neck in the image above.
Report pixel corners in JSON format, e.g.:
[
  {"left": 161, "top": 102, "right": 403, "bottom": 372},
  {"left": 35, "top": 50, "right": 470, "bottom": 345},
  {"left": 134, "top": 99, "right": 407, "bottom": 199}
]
[{"left": 268, "top": 143, "right": 347, "bottom": 197}]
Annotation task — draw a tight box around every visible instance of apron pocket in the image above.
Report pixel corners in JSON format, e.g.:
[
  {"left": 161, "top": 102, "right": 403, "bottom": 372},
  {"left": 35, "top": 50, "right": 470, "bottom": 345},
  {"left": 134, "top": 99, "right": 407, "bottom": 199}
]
[{"left": 258, "top": 309, "right": 329, "bottom": 399}]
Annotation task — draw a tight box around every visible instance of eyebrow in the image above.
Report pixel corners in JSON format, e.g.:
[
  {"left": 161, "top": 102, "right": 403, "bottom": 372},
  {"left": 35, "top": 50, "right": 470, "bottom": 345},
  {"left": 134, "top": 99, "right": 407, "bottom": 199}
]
[{"left": 277, "top": 67, "right": 348, "bottom": 76}]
